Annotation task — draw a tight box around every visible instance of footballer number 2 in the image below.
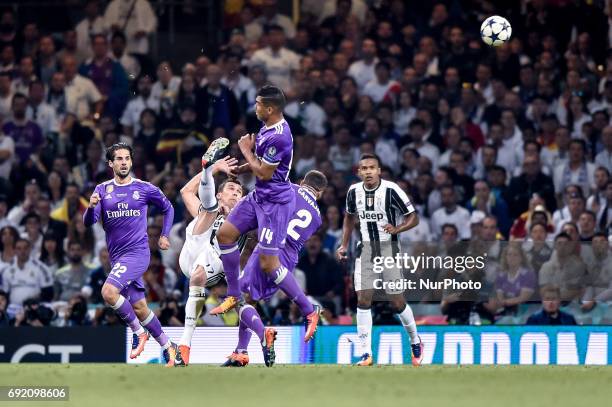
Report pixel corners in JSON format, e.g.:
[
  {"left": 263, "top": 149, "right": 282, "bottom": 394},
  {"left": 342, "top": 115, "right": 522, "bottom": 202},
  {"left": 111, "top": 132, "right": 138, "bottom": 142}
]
[
  {"left": 111, "top": 262, "right": 127, "bottom": 278},
  {"left": 287, "top": 209, "right": 312, "bottom": 240}
]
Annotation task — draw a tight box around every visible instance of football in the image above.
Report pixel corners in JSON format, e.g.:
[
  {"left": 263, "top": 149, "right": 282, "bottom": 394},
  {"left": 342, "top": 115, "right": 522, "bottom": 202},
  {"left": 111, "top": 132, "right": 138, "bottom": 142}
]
[{"left": 480, "top": 15, "right": 512, "bottom": 47}]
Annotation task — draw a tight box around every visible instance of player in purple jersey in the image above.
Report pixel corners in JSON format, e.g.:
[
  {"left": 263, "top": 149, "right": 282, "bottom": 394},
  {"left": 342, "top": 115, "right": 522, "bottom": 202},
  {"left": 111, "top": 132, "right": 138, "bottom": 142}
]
[
  {"left": 211, "top": 86, "right": 322, "bottom": 341},
  {"left": 83, "top": 142, "right": 182, "bottom": 367},
  {"left": 223, "top": 170, "right": 327, "bottom": 367}
]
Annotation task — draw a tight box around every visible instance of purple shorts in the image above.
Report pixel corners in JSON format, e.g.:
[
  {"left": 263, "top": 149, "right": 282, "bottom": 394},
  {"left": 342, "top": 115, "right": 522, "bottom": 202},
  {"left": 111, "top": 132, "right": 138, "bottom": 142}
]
[
  {"left": 227, "top": 190, "right": 296, "bottom": 255},
  {"left": 239, "top": 247, "right": 297, "bottom": 301},
  {"left": 105, "top": 250, "right": 149, "bottom": 304}
]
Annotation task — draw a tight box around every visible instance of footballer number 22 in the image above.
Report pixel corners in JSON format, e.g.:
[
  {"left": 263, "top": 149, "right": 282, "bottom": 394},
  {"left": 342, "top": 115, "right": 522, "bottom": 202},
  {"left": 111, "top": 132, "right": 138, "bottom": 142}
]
[{"left": 111, "top": 262, "right": 127, "bottom": 278}]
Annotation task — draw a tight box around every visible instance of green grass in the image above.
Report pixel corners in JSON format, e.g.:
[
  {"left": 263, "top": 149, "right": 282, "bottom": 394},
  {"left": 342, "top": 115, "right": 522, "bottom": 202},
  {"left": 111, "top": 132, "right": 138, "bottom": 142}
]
[{"left": 1, "top": 364, "right": 611, "bottom": 407}]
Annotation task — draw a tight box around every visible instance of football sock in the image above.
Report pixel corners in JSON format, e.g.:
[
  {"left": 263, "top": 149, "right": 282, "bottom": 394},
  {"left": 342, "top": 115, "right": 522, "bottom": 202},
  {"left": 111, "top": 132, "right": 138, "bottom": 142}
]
[
  {"left": 397, "top": 304, "right": 420, "bottom": 344},
  {"left": 219, "top": 243, "right": 241, "bottom": 297},
  {"left": 141, "top": 310, "right": 171, "bottom": 349},
  {"left": 239, "top": 304, "right": 265, "bottom": 346},
  {"left": 198, "top": 166, "right": 218, "bottom": 211},
  {"left": 272, "top": 265, "right": 315, "bottom": 316},
  {"left": 179, "top": 285, "right": 206, "bottom": 347},
  {"left": 111, "top": 295, "right": 144, "bottom": 335},
  {"left": 236, "top": 318, "right": 253, "bottom": 353},
  {"left": 356, "top": 307, "right": 373, "bottom": 356}
]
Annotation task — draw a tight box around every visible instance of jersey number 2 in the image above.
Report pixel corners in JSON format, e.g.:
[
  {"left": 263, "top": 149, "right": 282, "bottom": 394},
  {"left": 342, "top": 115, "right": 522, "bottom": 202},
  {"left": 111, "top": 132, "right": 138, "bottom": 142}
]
[{"left": 287, "top": 209, "right": 313, "bottom": 240}]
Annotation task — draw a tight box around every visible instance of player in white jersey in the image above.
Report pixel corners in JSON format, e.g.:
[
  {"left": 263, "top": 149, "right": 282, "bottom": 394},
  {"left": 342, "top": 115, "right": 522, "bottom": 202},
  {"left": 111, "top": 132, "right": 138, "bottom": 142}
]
[
  {"left": 337, "top": 153, "right": 423, "bottom": 366},
  {"left": 175, "top": 138, "right": 244, "bottom": 366}
]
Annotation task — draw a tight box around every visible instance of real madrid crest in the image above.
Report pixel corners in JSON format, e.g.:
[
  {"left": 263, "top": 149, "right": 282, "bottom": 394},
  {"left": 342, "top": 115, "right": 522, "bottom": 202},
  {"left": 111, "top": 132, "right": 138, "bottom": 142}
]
[
  {"left": 132, "top": 190, "right": 140, "bottom": 200},
  {"left": 106, "top": 184, "right": 114, "bottom": 194}
]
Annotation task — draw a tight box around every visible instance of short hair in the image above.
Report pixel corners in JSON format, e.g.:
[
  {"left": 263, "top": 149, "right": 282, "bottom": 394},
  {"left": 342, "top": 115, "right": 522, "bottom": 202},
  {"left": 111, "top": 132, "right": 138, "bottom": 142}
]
[
  {"left": 15, "top": 237, "right": 31, "bottom": 247},
  {"left": 91, "top": 33, "right": 107, "bottom": 43},
  {"left": 265, "top": 24, "right": 285, "bottom": 35},
  {"left": 67, "top": 240, "right": 82, "bottom": 249},
  {"left": 11, "top": 93, "right": 28, "bottom": 105},
  {"left": 257, "top": 85, "right": 286, "bottom": 109},
  {"left": 441, "top": 223, "right": 458, "bottom": 234},
  {"left": 111, "top": 31, "right": 126, "bottom": 43},
  {"left": 580, "top": 210, "right": 597, "bottom": 222},
  {"left": 218, "top": 178, "right": 244, "bottom": 196},
  {"left": 302, "top": 170, "right": 328, "bottom": 193},
  {"left": 569, "top": 138, "right": 587, "bottom": 151},
  {"left": 358, "top": 153, "right": 381, "bottom": 167},
  {"left": 106, "top": 142, "right": 133, "bottom": 161},
  {"left": 555, "top": 232, "right": 571, "bottom": 241},
  {"left": 409, "top": 118, "right": 426, "bottom": 129}
]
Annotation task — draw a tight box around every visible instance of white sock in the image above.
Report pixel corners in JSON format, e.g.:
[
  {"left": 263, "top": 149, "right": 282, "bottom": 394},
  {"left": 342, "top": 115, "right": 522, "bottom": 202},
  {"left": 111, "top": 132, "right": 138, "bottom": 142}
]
[
  {"left": 356, "top": 307, "right": 372, "bottom": 356},
  {"left": 179, "top": 286, "right": 206, "bottom": 347},
  {"left": 397, "top": 304, "right": 419, "bottom": 343},
  {"left": 198, "top": 167, "right": 218, "bottom": 211},
  {"left": 131, "top": 321, "right": 145, "bottom": 336}
]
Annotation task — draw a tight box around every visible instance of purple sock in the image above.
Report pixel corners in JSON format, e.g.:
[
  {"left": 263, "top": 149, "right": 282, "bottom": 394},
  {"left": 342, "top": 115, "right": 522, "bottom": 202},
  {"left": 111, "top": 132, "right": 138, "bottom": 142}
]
[
  {"left": 141, "top": 311, "right": 170, "bottom": 348},
  {"left": 220, "top": 243, "right": 241, "bottom": 297},
  {"left": 273, "top": 266, "right": 315, "bottom": 316},
  {"left": 236, "top": 319, "right": 253, "bottom": 353},
  {"left": 239, "top": 304, "right": 264, "bottom": 344},
  {"left": 111, "top": 295, "right": 142, "bottom": 333}
]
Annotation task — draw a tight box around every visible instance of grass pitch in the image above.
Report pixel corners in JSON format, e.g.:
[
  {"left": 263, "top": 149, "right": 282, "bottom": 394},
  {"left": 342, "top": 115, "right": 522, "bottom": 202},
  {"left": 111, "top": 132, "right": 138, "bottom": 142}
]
[{"left": 1, "top": 364, "right": 611, "bottom": 407}]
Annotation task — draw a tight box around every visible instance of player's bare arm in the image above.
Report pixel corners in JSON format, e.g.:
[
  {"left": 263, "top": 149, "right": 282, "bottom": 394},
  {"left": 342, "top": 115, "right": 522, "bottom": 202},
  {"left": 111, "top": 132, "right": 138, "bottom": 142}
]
[
  {"left": 337, "top": 211, "right": 355, "bottom": 261},
  {"left": 382, "top": 212, "right": 419, "bottom": 235},
  {"left": 238, "top": 133, "right": 277, "bottom": 180}
]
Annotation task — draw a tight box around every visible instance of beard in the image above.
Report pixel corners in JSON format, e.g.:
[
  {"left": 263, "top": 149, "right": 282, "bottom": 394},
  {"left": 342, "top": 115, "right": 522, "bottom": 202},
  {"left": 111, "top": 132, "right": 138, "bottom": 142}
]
[{"left": 115, "top": 167, "right": 130, "bottom": 179}]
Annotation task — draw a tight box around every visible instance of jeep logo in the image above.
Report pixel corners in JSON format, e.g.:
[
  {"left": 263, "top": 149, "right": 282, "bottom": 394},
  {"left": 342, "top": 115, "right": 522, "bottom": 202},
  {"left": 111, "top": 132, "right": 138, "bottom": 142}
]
[{"left": 359, "top": 211, "right": 384, "bottom": 221}]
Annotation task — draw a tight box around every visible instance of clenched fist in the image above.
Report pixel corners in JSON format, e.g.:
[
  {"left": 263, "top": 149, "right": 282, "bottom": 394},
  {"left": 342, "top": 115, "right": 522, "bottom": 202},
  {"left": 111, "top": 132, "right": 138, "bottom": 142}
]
[{"left": 89, "top": 192, "right": 101, "bottom": 208}]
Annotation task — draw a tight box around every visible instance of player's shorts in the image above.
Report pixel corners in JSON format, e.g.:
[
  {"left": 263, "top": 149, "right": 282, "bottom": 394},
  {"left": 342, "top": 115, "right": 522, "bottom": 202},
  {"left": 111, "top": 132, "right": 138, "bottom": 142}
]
[
  {"left": 354, "top": 243, "right": 404, "bottom": 295},
  {"left": 105, "top": 249, "right": 150, "bottom": 304},
  {"left": 179, "top": 231, "right": 212, "bottom": 277},
  {"left": 239, "top": 246, "right": 296, "bottom": 301},
  {"left": 227, "top": 190, "right": 296, "bottom": 256},
  {"left": 180, "top": 240, "right": 224, "bottom": 288}
]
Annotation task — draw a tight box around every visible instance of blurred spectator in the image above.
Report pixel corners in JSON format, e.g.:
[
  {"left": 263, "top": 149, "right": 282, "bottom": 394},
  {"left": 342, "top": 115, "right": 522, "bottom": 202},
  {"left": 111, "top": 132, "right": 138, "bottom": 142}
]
[
  {"left": 27, "top": 80, "right": 59, "bottom": 137},
  {"left": 104, "top": 0, "right": 157, "bottom": 55},
  {"left": 0, "top": 290, "right": 8, "bottom": 325},
  {"left": 62, "top": 54, "right": 103, "bottom": 120},
  {"left": 0, "top": 127, "right": 14, "bottom": 179},
  {"left": 13, "top": 298, "right": 54, "bottom": 327},
  {"left": 120, "top": 74, "right": 158, "bottom": 136},
  {"left": 203, "top": 281, "right": 238, "bottom": 326},
  {"left": 79, "top": 34, "right": 129, "bottom": 120},
  {"left": 196, "top": 64, "right": 240, "bottom": 134},
  {"left": 54, "top": 241, "right": 91, "bottom": 302},
  {"left": 62, "top": 294, "right": 92, "bottom": 326},
  {"left": 110, "top": 31, "right": 140, "bottom": 81},
  {"left": 348, "top": 38, "right": 378, "bottom": 91},
  {"left": 157, "top": 298, "right": 182, "bottom": 327},
  {"left": 255, "top": 0, "right": 296, "bottom": 39},
  {"left": 539, "top": 233, "right": 588, "bottom": 302},
  {"left": 507, "top": 154, "right": 556, "bottom": 219},
  {"left": 85, "top": 247, "right": 110, "bottom": 304},
  {"left": 11, "top": 56, "right": 37, "bottom": 95},
  {"left": 526, "top": 286, "right": 577, "bottom": 325},
  {"left": 297, "top": 233, "right": 344, "bottom": 307},
  {"left": 0, "top": 225, "right": 18, "bottom": 267},
  {"left": 0, "top": 72, "right": 12, "bottom": 119},
  {"left": 363, "top": 61, "right": 401, "bottom": 104},
  {"left": 553, "top": 140, "right": 595, "bottom": 199},
  {"left": 151, "top": 61, "right": 180, "bottom": 124},
  {"left": 2, "top": 93, "right": 43, "bottom": 166},
  {"left": 37, "top": 35, "right": 59, "bottom": 86},
  {"left": 143, "top": 249, "right": 176, "bottom": 303},
  {"left": 221, "top": 51, "right": 255, "bottom": 112},
  {"left": 40, "top": 232, "right": 65, "bottom": 275},
  {"left": 495, "top": 243, "right": 537, "bottom": 314},
  {"left": 581, "top": 233, "right": 612, "bottom": 311},
  {"left": 250, "top": 25, "right": 300, "bottom": 92},
  {"left": 50, "top": 183, "right": 89, "bottom": 225},
  {"left": 1, "top": 238, "right": 53, "bottom": 310},
  {"left": 430, "top": 185, "right": 471, "bottom": 239},
  {"left": 75, "top": 0, "right": 106, "bottom": 62},
  {"left": 21, "top": 213, "right": 43, "bottom": 258}
]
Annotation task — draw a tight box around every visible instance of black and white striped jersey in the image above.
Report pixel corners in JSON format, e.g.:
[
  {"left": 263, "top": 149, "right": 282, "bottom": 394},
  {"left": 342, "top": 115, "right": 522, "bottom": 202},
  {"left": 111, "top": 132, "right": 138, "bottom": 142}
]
[{"left": 345, "top": 179, "right": 416, "bottom": 243}]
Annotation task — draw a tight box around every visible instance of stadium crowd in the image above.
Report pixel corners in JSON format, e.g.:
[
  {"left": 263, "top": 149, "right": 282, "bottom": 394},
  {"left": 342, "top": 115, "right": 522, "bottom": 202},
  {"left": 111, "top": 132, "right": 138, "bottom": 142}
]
[{"left": 1, "top": 0, "right": 612, "bottom": 328}]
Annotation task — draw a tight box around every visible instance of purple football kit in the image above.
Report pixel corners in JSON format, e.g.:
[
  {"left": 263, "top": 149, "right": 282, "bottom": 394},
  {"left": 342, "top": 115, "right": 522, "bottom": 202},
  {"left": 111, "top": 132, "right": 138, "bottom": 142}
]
[
  {"left": 83, "top": 178, "right": 174, "bottom": 303},
  {"left": 240, "top": 184, "right": 322, "bottom": 301},
  {"left": 222, "top": 119, "right": 295, "bottom": 298}
]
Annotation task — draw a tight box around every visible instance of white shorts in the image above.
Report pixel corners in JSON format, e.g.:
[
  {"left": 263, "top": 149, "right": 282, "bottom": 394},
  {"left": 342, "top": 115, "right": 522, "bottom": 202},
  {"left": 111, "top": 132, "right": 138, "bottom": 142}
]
[
  {"left": 179, "top": 237, "right": 224, "bottom": 287},
  {"left": 354, "top": 245, "right": 403, "bottom": 294}
]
